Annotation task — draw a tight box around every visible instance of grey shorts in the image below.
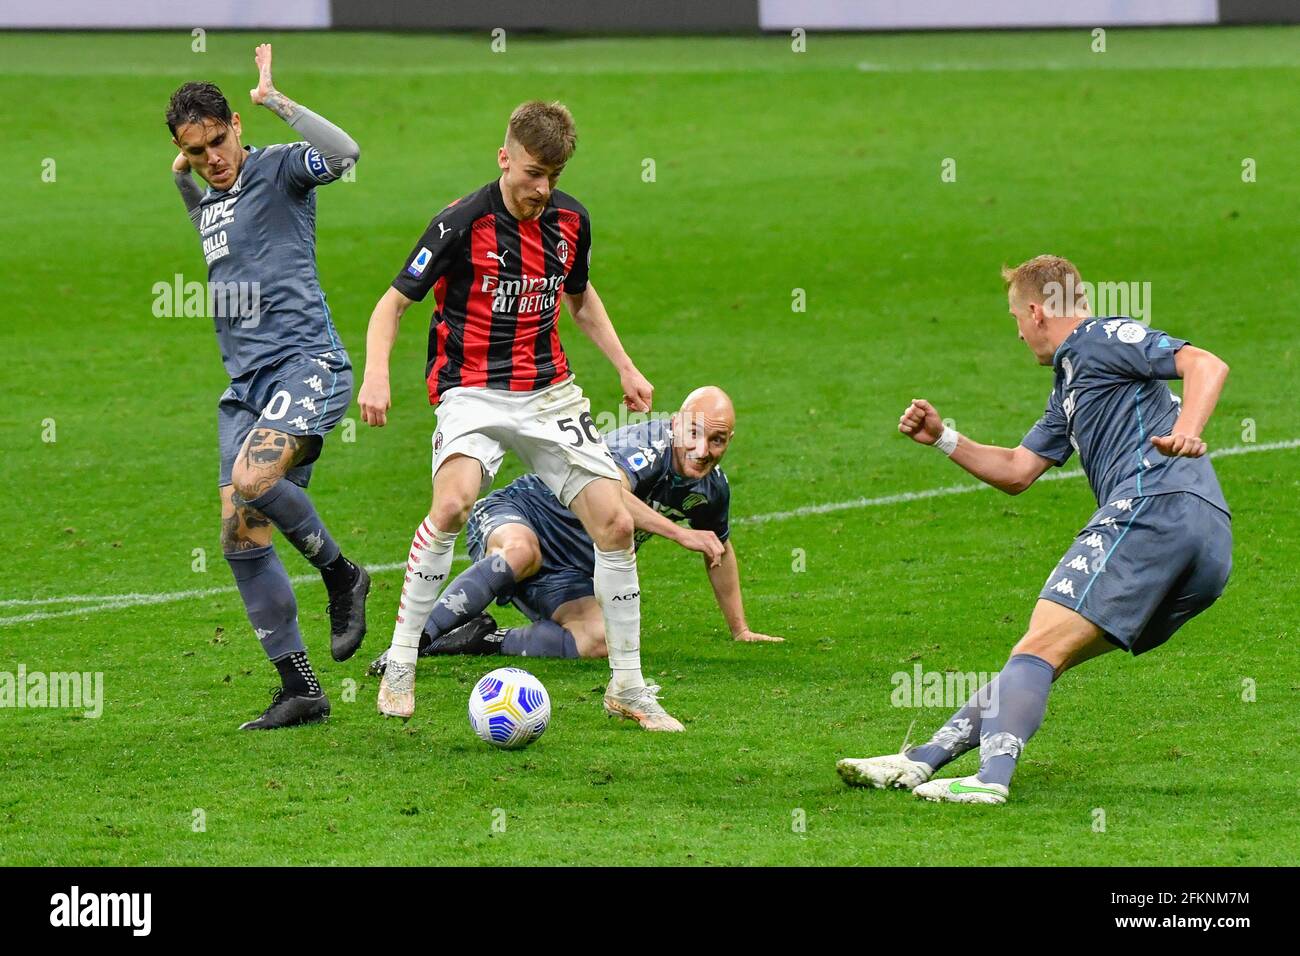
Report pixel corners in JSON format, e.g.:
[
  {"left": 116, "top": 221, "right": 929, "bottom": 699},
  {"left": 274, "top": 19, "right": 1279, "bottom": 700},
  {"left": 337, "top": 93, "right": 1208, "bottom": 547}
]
[
  {"left": 465, "top": 489, "right": 596, "bottom": 623},
  {"left": 217, "top": 350, "right": 352, "bottom": 489},
  {"left": 1039, "top": 491, "right": 1232, "bottom": 655}
]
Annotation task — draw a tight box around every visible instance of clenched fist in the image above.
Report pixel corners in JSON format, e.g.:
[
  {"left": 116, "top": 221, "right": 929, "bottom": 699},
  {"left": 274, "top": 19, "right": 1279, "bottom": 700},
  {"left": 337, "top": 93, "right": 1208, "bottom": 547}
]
[{"left": 899, "top": 398, "right": 944, "bottom": 446}]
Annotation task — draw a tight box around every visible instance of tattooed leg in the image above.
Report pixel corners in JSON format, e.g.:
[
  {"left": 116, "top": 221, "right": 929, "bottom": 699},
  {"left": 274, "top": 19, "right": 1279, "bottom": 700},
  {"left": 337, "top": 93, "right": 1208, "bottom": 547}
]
[{"left": 231, "top": 428, "right": 349, "bottom": 575}]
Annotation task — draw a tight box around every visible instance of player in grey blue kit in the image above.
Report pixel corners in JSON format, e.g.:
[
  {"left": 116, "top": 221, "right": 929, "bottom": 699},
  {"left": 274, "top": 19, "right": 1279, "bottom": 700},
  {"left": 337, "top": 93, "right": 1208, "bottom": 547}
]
[
  {"left": 367, "top": 388, "right": 782, "bottom": 721},
  {"left": 168, "top": 44, "right": 369, "bottom": 730},
  {"left": 838, "top": 255, "right": 1233, "bottom": 804}
]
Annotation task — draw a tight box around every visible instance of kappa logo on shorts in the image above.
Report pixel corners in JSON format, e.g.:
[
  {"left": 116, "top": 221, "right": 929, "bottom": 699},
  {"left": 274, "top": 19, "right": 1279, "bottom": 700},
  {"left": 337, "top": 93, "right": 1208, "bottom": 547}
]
[
  {"left": 288, "top": 415, "right": 310, "bottom": 430},
  {"left": 1082, "top": 532, "right": 1105, "bottom": 549},
  {"left": 296, "top": 396, "right": 318, "bottom": 413},
  {"left": 303, "top": 375, "right": 325, "bottom": 395}
]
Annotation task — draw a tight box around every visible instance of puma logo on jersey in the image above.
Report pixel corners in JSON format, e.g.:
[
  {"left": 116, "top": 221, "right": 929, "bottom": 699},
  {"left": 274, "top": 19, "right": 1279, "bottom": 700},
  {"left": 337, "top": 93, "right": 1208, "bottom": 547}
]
[
  {"left": 486, "top": 250, "right": 509, "bottom": 264},
  {"left": 437, "top": 222, "right": 450, "bottom": 239}
]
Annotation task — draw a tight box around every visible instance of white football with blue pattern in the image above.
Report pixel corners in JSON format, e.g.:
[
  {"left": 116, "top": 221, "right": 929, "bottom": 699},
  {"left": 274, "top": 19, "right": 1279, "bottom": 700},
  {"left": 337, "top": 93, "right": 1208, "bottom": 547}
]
[{"left": 468, "top": 667, "right": 551, "bottom": 750}]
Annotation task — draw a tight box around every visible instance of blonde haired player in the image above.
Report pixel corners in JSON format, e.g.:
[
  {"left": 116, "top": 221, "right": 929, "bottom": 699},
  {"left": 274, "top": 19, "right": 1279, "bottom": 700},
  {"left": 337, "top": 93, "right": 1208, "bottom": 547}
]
[
  {"left": 839, "top": 256, "right": 1232, "bottom": 803},
  {"left": 360, "top": 102, "right": 681, "bottom": 729}
]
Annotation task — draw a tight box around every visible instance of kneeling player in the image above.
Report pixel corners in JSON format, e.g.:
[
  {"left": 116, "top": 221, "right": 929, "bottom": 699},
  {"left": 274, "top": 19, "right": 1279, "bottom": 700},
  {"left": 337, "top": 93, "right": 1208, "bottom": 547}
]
[
  {"left": 838, "top": 256, "right": 1232, "bottom": 804},
  {"left": 368, "top": 387, "right": 782, "bottom": 728}
]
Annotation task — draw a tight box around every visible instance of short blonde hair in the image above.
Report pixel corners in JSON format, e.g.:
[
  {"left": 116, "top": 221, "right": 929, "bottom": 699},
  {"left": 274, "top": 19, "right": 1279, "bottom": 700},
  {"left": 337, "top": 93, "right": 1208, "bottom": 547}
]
[
  {"left": 1001, "top": 255, "right": 1084, "bottom": 306},
  {"left": 506, "top": 101, "right": 577, "bottom": 168}
]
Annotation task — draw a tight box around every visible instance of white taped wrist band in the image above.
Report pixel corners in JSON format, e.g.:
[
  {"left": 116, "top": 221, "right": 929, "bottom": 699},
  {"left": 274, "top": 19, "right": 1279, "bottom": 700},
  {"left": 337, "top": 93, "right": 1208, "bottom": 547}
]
[{"left": 934, "top": 426, "right": 960, "bottom": 456}]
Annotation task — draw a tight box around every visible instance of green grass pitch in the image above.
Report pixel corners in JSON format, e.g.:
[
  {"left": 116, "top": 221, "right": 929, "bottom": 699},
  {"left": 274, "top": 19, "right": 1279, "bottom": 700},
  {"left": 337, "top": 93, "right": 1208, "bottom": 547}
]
[{"left": 1, "top": 28, "right": 1297, "bottom": 866}]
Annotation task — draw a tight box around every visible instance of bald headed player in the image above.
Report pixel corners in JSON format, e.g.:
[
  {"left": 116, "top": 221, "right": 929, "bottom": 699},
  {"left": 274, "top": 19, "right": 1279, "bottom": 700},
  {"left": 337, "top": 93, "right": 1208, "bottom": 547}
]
[
  {"left": 838, "top": 256, "right": 1232, "bottom": 803},
  {"left": 368, "top": 387, "right": 782, "bottom": 731}
]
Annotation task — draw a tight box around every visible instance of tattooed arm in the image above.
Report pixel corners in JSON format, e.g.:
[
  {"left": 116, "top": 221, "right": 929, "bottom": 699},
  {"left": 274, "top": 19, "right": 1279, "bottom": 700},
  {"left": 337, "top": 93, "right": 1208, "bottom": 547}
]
[{"left": 249, "top": 42, "right": 360, "bottom": 177}]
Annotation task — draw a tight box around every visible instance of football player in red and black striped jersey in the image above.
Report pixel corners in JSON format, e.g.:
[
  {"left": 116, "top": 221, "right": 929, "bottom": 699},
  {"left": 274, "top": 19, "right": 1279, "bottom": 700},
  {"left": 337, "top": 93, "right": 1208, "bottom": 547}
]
[{"left": 359, "top": 102, "right": 682, "bottom": 730}]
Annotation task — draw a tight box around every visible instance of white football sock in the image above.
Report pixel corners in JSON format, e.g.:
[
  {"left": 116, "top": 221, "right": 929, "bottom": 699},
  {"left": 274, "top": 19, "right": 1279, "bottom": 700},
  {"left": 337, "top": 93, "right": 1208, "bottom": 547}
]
[
  {"left": 389, "top": 518, "right": 457, "bottom": 665},
  {"left": 594, "top": 545, "right": 644, "bottom": 691}
]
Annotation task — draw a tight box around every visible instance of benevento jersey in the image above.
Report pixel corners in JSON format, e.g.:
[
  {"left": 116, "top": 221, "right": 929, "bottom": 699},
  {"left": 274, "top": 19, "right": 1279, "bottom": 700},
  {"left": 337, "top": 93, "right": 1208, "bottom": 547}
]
[
  {"left": 489, "top": 418, "right": 731, "bottom": 571},
  {"left": 1020, "top": 318, "right": 1229, "bottom": 515},
  {"left": 609, "top": 418, "right": 732, "bottom": 549},
  {"left": 390, "top": 180, "right": 591, "bottom": 404},
  {"left": 196, "top": 143, "right": 347, "bottom": 380}
]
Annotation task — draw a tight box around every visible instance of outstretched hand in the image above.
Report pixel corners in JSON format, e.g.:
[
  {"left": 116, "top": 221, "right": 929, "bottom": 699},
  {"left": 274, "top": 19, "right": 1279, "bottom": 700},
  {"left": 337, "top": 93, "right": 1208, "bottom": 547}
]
[
  {"left": 898, "top": 398, "right": 944, "bottom": 445},
  {"left": 734, "top": 629, "right": 784, "bottom": 643},
  {"left": 250, "top": 43, "right": 276, "bottom": 106}
]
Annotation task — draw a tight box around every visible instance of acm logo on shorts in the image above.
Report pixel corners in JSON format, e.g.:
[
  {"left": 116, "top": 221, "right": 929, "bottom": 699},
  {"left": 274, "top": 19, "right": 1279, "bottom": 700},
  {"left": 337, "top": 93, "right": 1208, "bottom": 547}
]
[{"left": 434, "top": 431, "right": 443, "bottom": 451}]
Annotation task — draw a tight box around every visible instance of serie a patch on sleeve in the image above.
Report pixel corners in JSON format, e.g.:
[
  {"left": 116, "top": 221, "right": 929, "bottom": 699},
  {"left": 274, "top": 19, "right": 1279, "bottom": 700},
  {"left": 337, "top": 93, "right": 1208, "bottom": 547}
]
[{"left": 407, "top": 247, "right": 433, "bottom": 277}]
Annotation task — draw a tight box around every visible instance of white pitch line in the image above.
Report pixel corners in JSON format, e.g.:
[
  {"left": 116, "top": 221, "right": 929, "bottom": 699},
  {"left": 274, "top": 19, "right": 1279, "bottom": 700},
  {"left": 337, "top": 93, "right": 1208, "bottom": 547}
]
[{"left": 3, "top": 438, "right": 1296, "bottom": 627}]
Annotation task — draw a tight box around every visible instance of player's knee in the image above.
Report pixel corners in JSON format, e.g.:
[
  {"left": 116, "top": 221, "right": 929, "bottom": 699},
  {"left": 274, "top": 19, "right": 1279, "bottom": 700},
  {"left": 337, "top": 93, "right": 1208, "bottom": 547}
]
[
  {"left": 229, "top": 462, "right": 277, "bottom": 504},
  {"left": 1010, "top": 632, "right": 1069, "bottom": 674},
  {"left": 489, "top": 534, "right": 541, "bottom": 579},
  {"left": 430, "top": 493, "right": 474, "bottom": 533},
  {"left": 589, "top": 509, "right": 635, "bottom": 552}
]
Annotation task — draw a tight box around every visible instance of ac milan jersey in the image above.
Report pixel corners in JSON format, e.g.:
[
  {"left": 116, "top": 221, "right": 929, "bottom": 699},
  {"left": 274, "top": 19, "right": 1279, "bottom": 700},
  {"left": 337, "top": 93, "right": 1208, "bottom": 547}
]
[{"left": 391, "top": 180, "right": 591, "bottom": 404}]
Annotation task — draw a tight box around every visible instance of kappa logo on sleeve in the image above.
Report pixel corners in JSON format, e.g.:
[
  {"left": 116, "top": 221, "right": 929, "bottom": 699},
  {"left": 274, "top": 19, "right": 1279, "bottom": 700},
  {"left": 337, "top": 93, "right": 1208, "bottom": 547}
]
[
  {"left": 304, "top": 147, "right": 329, "bottom": 179},
  {"left": 407, "top": 247, "right": 433, "bottom": 277}
]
